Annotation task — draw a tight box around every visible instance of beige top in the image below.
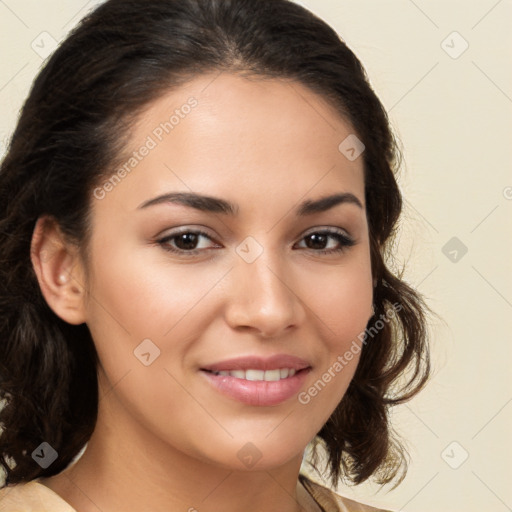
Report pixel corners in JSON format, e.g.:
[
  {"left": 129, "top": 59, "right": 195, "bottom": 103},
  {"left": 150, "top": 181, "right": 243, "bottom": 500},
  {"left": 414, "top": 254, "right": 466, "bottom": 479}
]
[{"left": 0, "top": 474, "right": 391, "bottom": 512}]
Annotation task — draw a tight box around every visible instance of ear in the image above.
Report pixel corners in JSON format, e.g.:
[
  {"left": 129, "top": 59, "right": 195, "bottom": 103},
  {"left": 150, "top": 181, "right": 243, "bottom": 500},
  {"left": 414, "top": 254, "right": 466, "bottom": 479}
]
[{"left": 30, "top": 216, "right": 87, "bottom": 325}]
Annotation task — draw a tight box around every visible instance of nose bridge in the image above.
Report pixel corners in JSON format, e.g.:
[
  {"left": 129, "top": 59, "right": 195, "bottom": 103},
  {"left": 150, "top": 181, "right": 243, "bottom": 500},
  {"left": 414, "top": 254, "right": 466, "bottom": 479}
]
[{"left": 226, "top": 240, "right": 302, "bottom": 336}]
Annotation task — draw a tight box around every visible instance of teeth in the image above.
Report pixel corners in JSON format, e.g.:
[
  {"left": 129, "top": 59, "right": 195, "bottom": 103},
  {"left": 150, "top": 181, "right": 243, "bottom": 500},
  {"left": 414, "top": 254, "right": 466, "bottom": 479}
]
[
  {"left": 246, "top": 369, "right": 264, "bottom": 381},
  {"left": 264, "top": 369, "right": 281, "bottom": 381},
  {"left": 211, "top": 368, "right": 299, "bottom": 381}
]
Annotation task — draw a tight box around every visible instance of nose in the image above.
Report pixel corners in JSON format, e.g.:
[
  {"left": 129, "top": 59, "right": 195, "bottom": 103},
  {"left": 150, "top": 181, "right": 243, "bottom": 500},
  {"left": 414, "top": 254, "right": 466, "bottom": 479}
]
[{"left": 224, "top": 249, "right": 305, "bottom": 338}]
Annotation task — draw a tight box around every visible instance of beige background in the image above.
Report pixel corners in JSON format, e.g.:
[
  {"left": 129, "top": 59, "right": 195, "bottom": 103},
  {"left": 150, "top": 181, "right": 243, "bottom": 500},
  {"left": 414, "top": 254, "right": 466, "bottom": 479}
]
[{"left": 1, "top": 1, "right": 511, "bottom": 510}]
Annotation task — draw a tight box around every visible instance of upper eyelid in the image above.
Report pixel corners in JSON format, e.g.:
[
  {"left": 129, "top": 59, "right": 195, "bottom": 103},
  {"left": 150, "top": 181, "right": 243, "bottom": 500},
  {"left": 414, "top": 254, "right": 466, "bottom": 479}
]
[
  {"left": 157, "top": 227, "right": 219, "bottom": 243},
  {"left": 301, "top": 226, "right": 352, "bottom": 238}
]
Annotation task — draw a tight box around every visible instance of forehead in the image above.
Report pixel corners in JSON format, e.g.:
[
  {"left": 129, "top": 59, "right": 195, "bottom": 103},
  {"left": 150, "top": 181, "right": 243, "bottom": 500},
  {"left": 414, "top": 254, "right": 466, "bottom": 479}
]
[{"left": 96, "top": 72, "right": 365, "bottom": 215}]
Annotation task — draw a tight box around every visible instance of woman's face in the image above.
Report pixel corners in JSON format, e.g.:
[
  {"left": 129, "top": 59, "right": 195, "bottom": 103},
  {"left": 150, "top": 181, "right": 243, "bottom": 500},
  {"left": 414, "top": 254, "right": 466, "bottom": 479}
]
[{"left": 80, "top": 73, "right": 373, "bottom": 470}]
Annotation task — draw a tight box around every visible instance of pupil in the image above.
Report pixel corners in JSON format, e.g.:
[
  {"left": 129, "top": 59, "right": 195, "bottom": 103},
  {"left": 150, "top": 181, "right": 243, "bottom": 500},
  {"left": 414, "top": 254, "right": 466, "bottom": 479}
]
[
  {"left": 307, "top": 233, "right": 327, "bottom": 249},
  {"left": 177, "top": 233, "right": 198, "bottom": 250}
]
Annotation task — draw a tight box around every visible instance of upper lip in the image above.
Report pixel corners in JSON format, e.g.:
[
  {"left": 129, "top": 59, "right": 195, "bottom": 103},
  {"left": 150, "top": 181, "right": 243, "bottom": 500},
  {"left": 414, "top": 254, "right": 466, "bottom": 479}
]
[{"left": 201, "top": 354, "right": 311, "bottom": 372}]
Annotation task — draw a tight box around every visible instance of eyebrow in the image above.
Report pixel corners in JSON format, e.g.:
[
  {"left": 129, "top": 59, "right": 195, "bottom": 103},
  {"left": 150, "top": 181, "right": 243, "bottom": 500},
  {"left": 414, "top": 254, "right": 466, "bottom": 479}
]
[{"left": 137, "top": 191, "right": 364, "bottom": 215}]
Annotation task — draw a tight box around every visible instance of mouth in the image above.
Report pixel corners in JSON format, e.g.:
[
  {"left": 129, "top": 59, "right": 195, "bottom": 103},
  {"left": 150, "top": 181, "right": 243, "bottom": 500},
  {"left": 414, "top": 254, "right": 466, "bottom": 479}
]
[{"left": 200, "top": 354, "right": 312, "bottom": 406}]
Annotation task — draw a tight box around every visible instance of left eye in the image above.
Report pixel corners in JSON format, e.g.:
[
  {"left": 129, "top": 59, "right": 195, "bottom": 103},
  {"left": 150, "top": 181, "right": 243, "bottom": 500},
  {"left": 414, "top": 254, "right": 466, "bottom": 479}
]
[
  {"left": 157, "top": 229, "right": 217, "bottom": 254},
  {"left": 295, "top": 230, "right": 355, "bottom": 254},
  {"left": 156, "top": 228, "right": 355, "bottom": 256}
]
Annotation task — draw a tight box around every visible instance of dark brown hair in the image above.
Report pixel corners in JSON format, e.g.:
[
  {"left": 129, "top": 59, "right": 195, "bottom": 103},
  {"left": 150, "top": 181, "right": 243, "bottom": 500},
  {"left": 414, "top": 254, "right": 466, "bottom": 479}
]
[{"left": 0, "top": 0, "right": 430, "bottom": 489}]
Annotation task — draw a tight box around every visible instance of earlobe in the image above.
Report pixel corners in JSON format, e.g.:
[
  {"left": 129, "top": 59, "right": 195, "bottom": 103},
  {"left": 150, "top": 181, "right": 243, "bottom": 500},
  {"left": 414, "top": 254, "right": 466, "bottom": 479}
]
[{"left": 30, "top": 216, "right": 87, "bottom": 325}]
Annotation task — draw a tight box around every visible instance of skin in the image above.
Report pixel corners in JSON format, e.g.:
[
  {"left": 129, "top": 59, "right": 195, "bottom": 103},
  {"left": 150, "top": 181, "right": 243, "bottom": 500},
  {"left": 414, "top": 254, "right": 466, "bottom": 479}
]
[{"left": 31, "top": 72, "right": 374, "bottom": 512}]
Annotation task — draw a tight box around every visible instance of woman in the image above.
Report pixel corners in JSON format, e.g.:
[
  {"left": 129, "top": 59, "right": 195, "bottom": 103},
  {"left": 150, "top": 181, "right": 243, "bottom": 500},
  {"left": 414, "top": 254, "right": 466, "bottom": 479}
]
[{"left": 0, "top": 0, "right": 430, "bottom": 510}]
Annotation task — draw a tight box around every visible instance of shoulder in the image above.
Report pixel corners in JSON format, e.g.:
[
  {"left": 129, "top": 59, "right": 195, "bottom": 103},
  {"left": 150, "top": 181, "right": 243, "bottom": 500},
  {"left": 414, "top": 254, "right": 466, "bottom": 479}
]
[
  {"left": 299, "top": 473, "right": 394, "bottom": 512},
  {"left": 0, "top": 480, "right": 77, "bottom": 512}
]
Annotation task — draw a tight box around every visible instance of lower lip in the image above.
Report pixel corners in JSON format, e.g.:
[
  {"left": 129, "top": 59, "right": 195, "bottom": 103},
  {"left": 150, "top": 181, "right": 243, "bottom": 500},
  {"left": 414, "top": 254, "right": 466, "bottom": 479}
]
[{"left": 200, "top": 369, "right": 310, "bottom": 406}]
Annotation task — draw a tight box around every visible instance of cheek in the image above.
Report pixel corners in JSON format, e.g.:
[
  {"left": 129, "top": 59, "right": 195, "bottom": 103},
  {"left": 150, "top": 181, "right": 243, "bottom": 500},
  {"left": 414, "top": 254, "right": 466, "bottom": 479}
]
[
  {"left": 315, "top": 276, "right": 372, "bottom": 335},
  {"left": 84, "top": 243, "right": 227, "bottom": 340},
  {"left": 304, "top": 255, "right": 373, "bottom": 346}
]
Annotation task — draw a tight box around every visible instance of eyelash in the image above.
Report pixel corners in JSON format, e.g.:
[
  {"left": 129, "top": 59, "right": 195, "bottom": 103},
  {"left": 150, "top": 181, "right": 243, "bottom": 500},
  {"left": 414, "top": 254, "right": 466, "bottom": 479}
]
[{"left": 155, "top": 228, "right": 355, "bottom": 257}]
